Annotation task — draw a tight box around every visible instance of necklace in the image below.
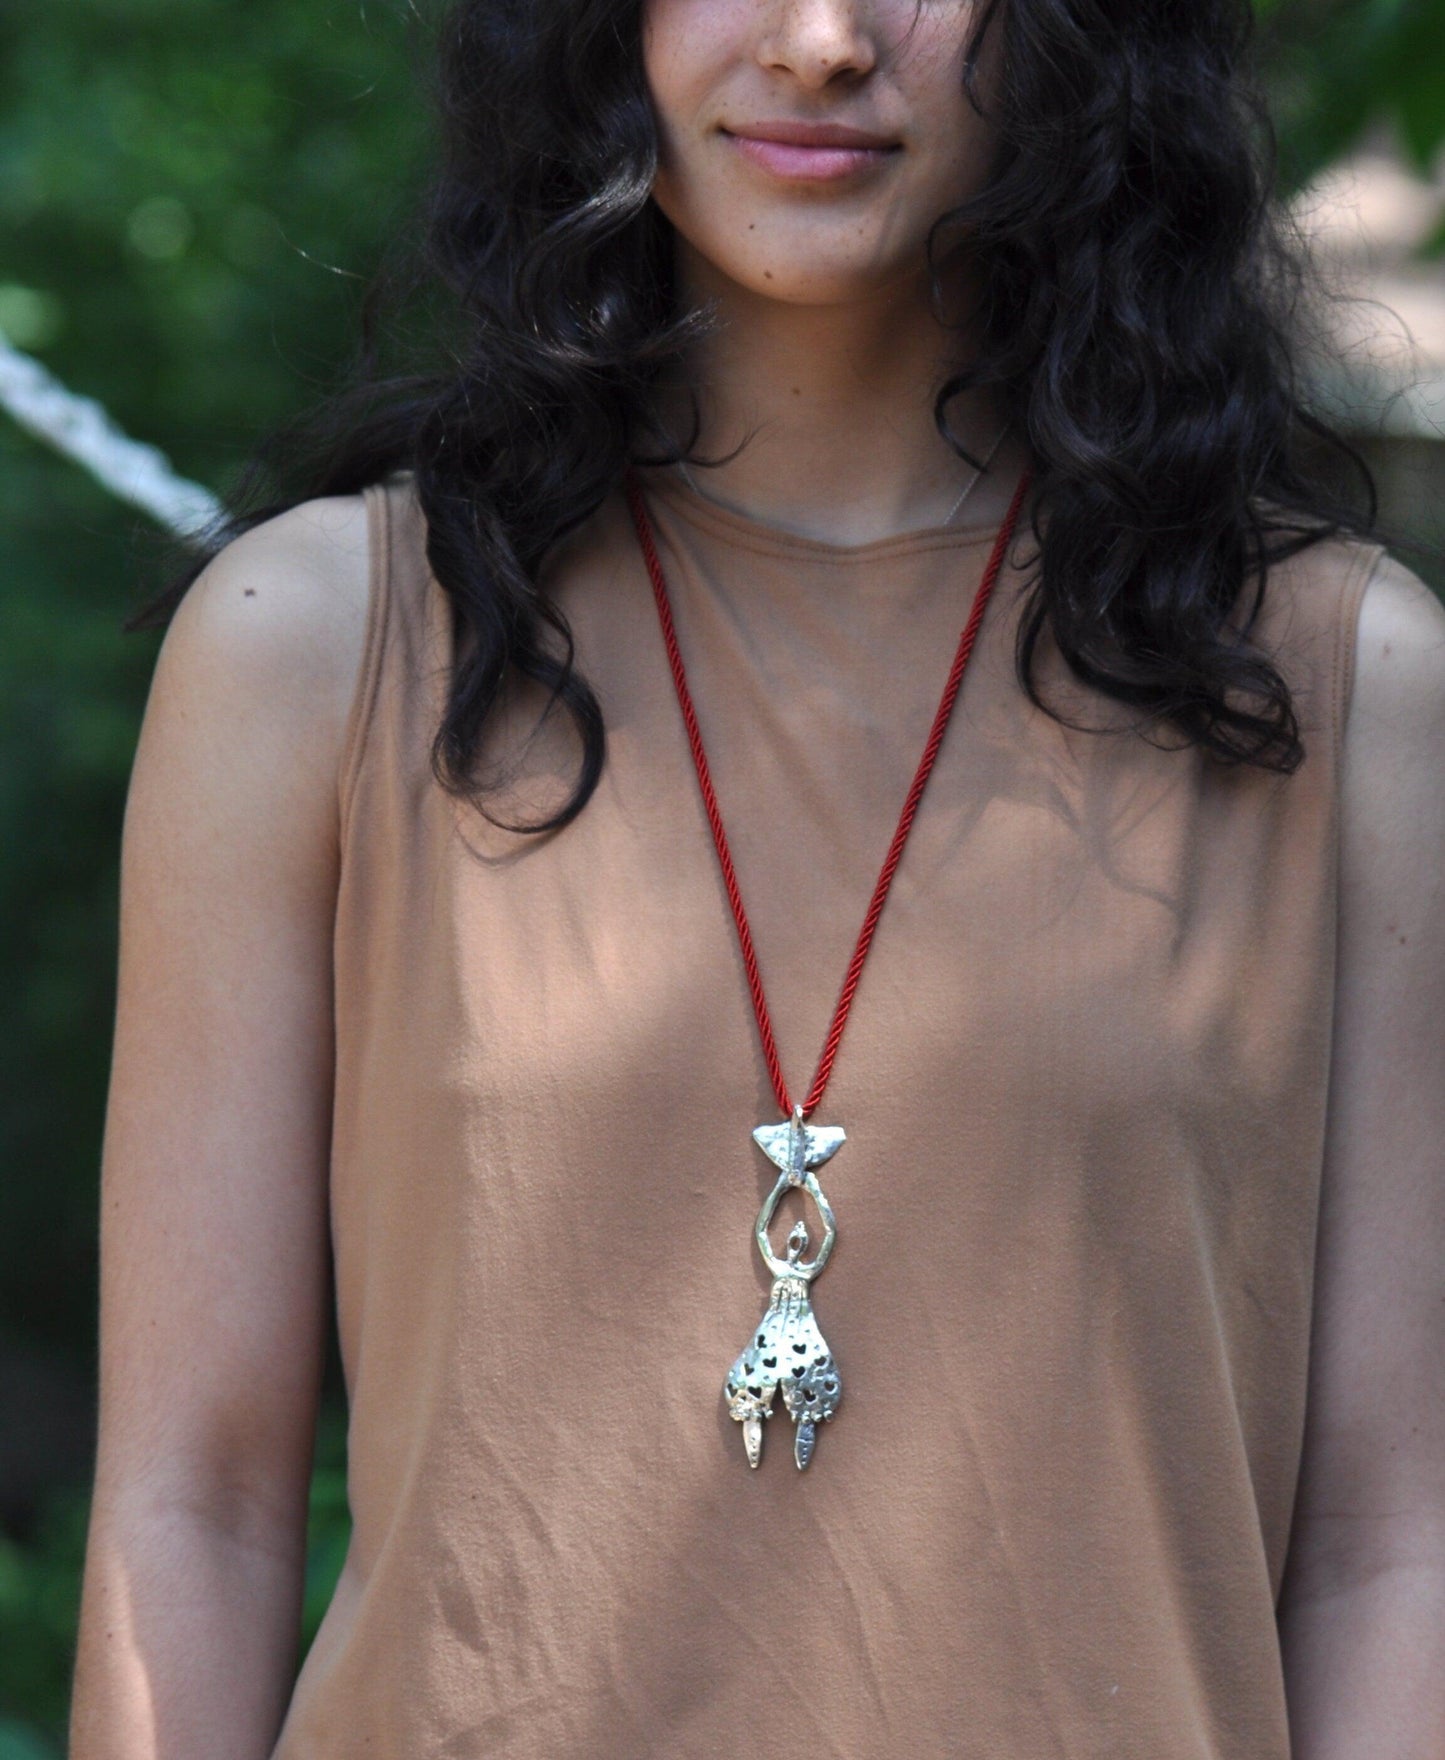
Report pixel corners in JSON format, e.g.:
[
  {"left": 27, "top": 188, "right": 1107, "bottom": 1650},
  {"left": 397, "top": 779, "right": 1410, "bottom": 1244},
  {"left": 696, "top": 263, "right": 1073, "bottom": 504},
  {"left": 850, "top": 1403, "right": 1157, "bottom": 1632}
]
[
  {"left": 673, "top": 422, "right": 1011, "bottom": 535},
  {"left": 624, "top": 461, "right": 1033, "bottom": 1471}
]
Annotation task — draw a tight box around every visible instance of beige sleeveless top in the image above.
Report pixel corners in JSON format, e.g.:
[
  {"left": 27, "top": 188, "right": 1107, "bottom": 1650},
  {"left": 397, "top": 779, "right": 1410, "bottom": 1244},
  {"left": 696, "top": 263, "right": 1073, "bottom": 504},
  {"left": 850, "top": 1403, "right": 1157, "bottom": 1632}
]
[{"left": 270, "top": 466, "right": 1384, "bottom": 1759}]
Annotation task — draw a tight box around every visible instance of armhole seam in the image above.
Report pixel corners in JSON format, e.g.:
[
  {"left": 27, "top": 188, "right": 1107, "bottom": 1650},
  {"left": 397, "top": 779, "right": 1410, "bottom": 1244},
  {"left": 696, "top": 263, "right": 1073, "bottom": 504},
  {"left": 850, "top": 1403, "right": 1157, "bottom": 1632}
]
[
  {"left": 1331, "top": 538, "right": 1388, "bottom": 779},
  {"left": 1329, "top": 538, "right": 1389, "bottom": 917},
  {"left": 337, "top": 480, "right": 391, "bottom": 853}
]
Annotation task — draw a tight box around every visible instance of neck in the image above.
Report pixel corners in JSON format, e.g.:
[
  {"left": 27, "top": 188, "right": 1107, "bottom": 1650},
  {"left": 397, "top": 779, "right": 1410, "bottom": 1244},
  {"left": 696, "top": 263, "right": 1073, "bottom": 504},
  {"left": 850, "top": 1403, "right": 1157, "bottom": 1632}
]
[{"left": 648, "top": 240, "right": 1025, "bottom": 545}]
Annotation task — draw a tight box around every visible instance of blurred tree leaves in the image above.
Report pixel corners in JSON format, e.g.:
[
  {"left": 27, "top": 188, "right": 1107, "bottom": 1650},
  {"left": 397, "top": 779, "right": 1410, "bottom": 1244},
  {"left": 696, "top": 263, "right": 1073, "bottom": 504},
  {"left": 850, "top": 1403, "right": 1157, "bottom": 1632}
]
[
  {"left": 0, "top": 0, "right": 431, "bottom": 1383},
  {"left": 0, "top": 0, "right": 431, "bottom": 482},
  {"left": 1260, "top": 0, "right": 1445, "bottom": 194}
]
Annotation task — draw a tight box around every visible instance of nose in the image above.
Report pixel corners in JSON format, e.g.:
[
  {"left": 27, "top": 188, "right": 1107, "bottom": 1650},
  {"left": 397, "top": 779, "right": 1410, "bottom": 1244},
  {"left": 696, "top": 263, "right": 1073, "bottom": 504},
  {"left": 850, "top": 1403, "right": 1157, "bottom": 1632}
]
[{"left": 755, "top": 0, "right": 880, "bottom": 87}]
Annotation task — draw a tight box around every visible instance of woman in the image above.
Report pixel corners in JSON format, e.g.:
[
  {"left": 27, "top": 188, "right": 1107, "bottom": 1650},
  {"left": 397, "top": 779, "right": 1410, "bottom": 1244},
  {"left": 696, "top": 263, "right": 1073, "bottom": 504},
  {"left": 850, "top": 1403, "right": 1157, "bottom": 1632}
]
[{"left": 70, "top": 0, "right": 1445, "bottom": 1755}]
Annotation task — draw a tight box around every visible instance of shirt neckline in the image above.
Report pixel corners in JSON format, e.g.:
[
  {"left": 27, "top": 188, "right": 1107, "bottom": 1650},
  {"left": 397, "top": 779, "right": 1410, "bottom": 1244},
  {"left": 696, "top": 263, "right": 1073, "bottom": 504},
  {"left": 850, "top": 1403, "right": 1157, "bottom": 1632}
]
[{"left": 630, "top": 462, "right": 1021, "bottom": 566}]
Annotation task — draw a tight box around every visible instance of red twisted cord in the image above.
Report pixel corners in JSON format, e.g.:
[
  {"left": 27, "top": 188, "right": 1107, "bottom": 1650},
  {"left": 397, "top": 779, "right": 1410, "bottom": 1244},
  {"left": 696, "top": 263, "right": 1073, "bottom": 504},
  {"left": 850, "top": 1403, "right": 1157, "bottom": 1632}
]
[{"left": 625, "top": 463, "right": 1033, "bottom": 1122}]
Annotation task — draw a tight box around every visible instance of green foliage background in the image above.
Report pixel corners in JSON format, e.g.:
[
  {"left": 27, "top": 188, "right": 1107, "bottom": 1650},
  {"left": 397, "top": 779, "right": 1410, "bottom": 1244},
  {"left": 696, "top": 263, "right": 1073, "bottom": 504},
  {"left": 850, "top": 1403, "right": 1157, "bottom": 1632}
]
[{"left": 0, "top": 0, "right": 1441, "bottom": 1751}]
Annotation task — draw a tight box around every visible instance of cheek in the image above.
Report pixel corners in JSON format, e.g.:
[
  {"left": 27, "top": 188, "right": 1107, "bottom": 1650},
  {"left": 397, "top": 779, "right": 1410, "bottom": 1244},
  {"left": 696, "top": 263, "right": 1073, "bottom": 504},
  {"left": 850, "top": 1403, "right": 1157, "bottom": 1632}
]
[
  {"left": 895, "top": 17, "right": 994, "bottom": 203},
  {"left": 897, "top": 16, "right": 978, "bottom": 120},
  {"left": 642, "top": 0, "right": 732, "bottom": 134},
  {"left": 642, "top": 2, "right": 716, "bottom": 206}
]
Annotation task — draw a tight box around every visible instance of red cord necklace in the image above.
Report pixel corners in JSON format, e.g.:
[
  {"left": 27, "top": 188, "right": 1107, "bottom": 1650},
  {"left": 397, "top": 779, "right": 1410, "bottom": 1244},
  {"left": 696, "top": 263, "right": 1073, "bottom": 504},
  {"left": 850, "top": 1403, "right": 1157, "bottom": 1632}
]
[{"left": 624, "top": 463, "right": 1033, "bottom": 1471}]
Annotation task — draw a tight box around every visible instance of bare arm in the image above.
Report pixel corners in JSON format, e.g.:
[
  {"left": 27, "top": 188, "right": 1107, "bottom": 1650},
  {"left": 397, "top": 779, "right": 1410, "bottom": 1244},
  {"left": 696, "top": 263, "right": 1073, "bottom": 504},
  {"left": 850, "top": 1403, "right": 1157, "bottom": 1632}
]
[
  {"left": 68, "top": 495, "right": 372, "bottom": 1760},
  {"left": 1278, "top": 552, "right": 1445, "bottom": 1756}
]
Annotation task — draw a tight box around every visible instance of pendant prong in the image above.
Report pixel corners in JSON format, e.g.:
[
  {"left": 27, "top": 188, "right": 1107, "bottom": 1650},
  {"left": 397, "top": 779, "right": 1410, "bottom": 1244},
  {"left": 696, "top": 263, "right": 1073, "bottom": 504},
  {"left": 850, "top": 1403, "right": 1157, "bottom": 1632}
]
[
  {"left": 794, "top": 1420, "right": 816, "bottom": 1471},
  {"left": 742, "top": 1414, "right": 763, "bottom": 1469}
]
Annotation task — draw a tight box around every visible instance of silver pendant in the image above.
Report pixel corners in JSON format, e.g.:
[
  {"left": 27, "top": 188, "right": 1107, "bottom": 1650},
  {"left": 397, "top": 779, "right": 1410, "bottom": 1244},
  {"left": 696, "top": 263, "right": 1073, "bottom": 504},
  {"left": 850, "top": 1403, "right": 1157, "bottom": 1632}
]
[{"left": 724, "top": 1105, "right": 845, "bottom": 1470}]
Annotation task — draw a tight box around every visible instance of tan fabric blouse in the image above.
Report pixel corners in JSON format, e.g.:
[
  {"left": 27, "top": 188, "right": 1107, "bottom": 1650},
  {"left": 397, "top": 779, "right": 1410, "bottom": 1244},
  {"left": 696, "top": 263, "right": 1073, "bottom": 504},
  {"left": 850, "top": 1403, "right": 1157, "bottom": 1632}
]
[{"left": 269, "top": 464, "right": 1386, "bottom": 1758}]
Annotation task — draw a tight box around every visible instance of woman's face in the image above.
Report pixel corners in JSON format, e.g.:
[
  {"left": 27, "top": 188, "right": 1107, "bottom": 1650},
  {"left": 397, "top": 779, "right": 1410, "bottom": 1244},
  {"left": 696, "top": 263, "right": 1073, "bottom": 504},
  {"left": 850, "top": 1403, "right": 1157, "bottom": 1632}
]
[{"left": 642, "top": 0, "right": 995, "bottom": 308}]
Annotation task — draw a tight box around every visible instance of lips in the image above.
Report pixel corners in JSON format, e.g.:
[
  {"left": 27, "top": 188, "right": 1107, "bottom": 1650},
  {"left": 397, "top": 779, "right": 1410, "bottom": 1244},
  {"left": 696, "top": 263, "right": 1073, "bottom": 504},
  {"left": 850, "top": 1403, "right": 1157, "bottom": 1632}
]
[
  {"left": 722, "top": 120, "right": 901, "bottom": 183},
  {"left": 726, "top": 120, "right": 900, "bottom": 149}
]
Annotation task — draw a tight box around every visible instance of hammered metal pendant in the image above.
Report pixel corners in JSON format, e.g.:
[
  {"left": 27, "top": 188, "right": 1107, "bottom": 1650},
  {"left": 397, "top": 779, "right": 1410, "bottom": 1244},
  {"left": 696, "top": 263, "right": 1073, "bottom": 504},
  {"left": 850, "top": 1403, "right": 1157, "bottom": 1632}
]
[{"left": 724, "top": 1106, "right": 844, "bottom": 1470}]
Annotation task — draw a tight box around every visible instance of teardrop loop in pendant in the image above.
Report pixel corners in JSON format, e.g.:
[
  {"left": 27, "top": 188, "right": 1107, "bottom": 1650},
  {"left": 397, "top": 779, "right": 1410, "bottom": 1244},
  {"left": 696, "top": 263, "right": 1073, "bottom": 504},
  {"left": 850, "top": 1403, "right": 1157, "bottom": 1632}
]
[{"left": 754, "top": 1166, "right": 836, "bottom": 1280}]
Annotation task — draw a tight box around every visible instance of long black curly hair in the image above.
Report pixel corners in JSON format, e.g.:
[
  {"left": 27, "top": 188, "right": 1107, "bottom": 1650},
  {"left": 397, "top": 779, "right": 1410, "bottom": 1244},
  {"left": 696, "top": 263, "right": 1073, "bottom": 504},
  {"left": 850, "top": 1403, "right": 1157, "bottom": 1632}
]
[{"left": 129, "top": 0, "right": 1387, "bottom": 832}]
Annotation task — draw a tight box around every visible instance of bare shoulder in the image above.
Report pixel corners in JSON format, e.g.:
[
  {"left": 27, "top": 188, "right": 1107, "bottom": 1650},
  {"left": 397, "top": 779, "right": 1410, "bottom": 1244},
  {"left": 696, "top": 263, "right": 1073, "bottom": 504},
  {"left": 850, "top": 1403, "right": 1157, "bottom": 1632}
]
[
  {"left": 158, "top": 493, "right": 373, "bottom": 740},
  {"left": 131, "top": 492, "right": 376, "bottom": 889},
  {"left": 1258, "top": 533, "right": 1445, "bottom": 759},
  {"left": 1344, "top": 549, "right": 1445, "bottom": 834},
  {"left": 1349, "top": 548, "right": 1445, "bottom": 742},
  {"left": 1340, "top": 546, "right": 1445, "bottom": 926}
]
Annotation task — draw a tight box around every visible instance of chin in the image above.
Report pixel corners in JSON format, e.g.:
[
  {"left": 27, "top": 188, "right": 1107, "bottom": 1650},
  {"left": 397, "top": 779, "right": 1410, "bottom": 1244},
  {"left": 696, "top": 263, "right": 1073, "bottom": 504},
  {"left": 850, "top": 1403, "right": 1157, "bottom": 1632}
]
[
  {"left": 695, "top": 237, "right": 904, "bottom": 306},
  {"left": 743, "top": 276, "right": 880, "bottom": 306}
]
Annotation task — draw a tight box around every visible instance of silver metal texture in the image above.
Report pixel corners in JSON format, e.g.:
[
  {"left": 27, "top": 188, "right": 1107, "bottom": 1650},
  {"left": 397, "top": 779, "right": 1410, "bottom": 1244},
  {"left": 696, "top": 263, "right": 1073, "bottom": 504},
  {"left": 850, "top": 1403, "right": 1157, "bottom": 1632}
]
[{"left": 724, "top": 1107, "right": 845, "bottom": 1470}]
